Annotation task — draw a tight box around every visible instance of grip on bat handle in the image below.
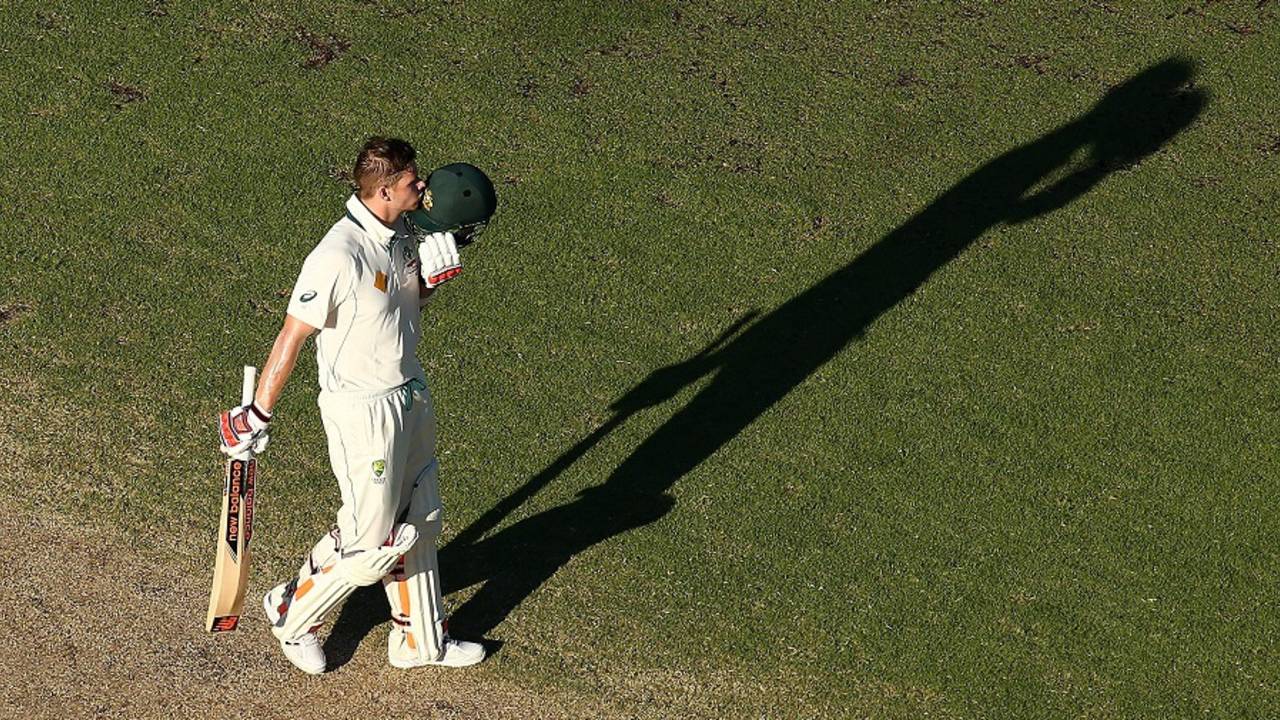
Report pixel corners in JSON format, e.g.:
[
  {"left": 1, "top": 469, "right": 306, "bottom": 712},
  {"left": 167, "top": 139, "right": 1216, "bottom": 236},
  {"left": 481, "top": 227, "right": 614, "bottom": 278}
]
[{"left": 241, "top": 366, "right": 257, "bottom": 407}]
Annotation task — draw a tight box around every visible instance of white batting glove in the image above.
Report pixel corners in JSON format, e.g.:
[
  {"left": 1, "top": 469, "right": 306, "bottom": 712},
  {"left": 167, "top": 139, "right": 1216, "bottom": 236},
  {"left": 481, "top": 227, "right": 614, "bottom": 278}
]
[
  {"left": 219, "top": 403, "right": 271, "bottom": 456},
  {"left": 419, "top": 231, "right": 462, "bottom": 288}
]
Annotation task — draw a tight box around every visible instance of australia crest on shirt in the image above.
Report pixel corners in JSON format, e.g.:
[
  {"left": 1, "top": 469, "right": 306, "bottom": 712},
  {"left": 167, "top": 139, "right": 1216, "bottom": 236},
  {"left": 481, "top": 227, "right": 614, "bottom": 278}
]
[{"left": 402, "top": 241, "right": 419, "bottom": 274}]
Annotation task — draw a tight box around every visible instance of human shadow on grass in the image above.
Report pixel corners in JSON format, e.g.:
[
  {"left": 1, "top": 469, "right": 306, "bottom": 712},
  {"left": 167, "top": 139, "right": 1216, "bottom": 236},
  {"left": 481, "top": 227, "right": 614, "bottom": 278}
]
[{"left": 325, "top": 58, "right": 1205, "bottom": 663}]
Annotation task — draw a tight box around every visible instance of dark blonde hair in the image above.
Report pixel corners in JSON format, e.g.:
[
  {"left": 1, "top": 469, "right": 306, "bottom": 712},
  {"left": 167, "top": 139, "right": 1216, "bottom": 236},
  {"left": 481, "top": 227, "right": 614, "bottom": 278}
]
[{"left": 353, "top": 137, "right": 416, "bottom": 198}]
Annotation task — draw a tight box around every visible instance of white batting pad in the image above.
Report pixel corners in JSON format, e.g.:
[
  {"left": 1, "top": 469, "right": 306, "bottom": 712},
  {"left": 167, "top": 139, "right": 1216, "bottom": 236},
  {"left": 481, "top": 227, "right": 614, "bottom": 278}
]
[
  {"left": 383, "top": 461, "right": 447, "bottom": 664},
  {"left": 269, "top": 523, "right": 418, "bottom": 642}
]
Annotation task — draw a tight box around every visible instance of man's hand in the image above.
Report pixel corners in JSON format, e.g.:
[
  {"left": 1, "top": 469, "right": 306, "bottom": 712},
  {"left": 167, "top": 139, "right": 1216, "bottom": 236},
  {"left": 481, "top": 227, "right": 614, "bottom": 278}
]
[
  {"left": 419, "top": 231, "right": 462, "bottom": 288},
  {"left": 219, "top": 403, "right": 271, "bottom": 456}
]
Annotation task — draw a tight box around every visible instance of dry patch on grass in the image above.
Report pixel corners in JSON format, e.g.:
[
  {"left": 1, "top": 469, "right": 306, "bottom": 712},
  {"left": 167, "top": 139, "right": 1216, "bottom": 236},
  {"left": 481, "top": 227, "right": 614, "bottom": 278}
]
[
  {"left": 293, "top": 27, "right": 351, "bottom": 69},
  {"left": 0, "top": 499, "right": 624, "bottom": 720},
  {"left": 105, "top": 79, "right": 148, "bottom": 109},
  {"left": 0, "top": 301, "right": 33, "bottom": 325}
]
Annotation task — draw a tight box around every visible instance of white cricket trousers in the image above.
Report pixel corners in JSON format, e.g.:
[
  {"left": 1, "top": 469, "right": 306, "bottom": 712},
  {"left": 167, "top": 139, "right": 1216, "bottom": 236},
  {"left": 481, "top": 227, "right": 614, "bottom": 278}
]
[
  {"left": 317, "top": 380, "right": 437, "bottom": 552},
  {"left": 266, "top": 380, "right": 446, "bottom": 645}
]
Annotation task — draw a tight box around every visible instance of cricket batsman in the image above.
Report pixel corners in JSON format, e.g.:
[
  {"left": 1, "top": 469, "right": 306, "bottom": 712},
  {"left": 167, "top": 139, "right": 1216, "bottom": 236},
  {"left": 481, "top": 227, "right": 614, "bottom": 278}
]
[{"left": 217, "top": 137, "right": 496, "bottom": 674}]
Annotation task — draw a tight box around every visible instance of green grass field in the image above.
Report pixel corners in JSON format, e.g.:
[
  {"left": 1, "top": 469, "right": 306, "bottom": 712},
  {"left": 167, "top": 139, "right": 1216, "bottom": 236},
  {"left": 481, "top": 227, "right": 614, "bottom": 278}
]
[{"left": 2, "top": 1, "right": 1277, "bottom": 716}]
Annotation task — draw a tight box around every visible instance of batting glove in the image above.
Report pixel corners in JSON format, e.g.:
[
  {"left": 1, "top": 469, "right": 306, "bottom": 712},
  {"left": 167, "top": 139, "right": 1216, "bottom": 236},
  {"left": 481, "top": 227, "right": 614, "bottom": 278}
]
[
  {"left": 219, "top": 402, "right": 271, "bottom": 456},
  {"left": 419, "top": 231, "right": 462, "bottom": 288}
]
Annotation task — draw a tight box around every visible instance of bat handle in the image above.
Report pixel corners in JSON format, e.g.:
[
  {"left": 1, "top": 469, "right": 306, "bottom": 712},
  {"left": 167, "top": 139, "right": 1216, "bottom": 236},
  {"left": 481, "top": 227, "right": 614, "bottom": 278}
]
[{"left": 241, "top": 366, "right": 257, "bottom": 407}]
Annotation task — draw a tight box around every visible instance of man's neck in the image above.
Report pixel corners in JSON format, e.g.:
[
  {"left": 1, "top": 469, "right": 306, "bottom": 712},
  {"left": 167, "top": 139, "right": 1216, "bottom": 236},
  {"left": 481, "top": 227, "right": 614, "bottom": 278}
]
[{"left": 360, "top": 198, "right": 400, "bottom": 229}]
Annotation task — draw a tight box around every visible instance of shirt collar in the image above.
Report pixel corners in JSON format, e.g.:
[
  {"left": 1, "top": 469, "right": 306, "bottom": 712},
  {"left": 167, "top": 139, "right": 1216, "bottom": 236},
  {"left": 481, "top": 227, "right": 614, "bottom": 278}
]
[{"left": 344, "top": 195, "right": 400, "bottom": 246}]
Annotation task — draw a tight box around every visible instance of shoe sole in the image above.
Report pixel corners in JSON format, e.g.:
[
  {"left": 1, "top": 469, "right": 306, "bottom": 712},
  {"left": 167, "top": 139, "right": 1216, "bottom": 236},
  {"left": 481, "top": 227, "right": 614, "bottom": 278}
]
[
  {"left": 389, "top": 655, "right": 485, "bottom": 669},
  {"left": 389, "top": 648, "right": 485, "bottom": 669}
]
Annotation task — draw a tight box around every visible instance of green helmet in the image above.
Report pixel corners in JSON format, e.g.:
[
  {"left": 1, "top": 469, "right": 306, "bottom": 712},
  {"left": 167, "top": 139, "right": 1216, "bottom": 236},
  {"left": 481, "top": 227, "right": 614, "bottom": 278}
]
[{"left": 406, "top": 162, "right": 497, "bottom": 246}]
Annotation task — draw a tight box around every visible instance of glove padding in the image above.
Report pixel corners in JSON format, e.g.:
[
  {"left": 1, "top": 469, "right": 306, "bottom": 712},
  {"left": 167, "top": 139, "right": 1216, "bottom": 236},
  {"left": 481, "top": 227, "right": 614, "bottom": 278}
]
[
  {"left": 219, "top": 402, "right": 271, "bottom": 456},
  {"left": 419, "top": 231, "right": 462, "bottom": 288}
]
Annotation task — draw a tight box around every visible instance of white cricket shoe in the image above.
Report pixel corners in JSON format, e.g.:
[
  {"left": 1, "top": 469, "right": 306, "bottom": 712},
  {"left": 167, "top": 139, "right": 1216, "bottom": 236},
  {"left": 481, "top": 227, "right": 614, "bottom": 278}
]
[
  {"left": 280, "top": 634, "right": 326, "bottom": 675},
  {"left": 263, "top": 588, "right": 326, "bottom": 675},
  {"left": 388, "top": 632, "right": 486, "bottom": 669}
]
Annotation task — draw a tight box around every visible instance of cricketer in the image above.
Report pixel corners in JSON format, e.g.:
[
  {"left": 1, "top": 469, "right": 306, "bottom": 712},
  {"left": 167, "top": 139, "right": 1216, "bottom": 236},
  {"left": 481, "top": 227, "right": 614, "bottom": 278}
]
[{"left": 217, "top": 137, "right": 496, "bottom": 674}]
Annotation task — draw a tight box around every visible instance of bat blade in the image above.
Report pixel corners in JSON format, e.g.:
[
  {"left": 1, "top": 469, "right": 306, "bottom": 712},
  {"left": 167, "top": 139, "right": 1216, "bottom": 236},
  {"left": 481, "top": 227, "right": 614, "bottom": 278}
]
[{"left": 205, "top": 366, "right": 258, "bottom": 633}]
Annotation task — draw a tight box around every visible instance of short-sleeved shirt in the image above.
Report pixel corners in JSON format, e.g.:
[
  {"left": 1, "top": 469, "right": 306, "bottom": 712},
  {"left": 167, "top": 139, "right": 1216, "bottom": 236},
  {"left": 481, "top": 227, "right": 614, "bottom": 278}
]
[{"left": 286, "top": 195, "right": 425, "bottom": 394}]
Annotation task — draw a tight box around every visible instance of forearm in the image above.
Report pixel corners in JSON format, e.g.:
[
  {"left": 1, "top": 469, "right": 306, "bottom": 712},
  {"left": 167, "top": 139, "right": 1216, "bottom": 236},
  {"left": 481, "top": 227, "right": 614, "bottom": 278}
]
[{"left": 254, "top": 319, "right": 313, "bottom": 412}]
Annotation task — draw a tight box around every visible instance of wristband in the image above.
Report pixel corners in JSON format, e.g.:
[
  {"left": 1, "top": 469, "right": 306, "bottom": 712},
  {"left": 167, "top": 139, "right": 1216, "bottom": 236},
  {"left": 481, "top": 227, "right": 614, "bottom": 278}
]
[{"left": 249, "top": 403, "right": 272, "bottom": 424}]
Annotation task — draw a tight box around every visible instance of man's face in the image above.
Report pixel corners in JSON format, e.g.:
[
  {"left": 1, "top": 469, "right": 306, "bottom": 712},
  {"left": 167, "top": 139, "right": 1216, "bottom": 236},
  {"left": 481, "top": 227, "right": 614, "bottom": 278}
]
[{"left": 385, "top": 164, "right": 427, "bottom": 215}]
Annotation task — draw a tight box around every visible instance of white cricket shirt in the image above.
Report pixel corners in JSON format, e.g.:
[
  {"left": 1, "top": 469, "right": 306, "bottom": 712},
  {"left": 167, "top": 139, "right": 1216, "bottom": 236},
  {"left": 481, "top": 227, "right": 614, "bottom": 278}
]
[{"left": 286, "top": 195, "right": 425, "bottom": 393}]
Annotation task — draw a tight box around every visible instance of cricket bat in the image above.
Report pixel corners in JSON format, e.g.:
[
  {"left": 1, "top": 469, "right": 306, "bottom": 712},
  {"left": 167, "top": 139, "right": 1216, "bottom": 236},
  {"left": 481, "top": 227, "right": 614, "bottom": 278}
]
[{"left": 205, "top": 365, "right": 259, "bottom": 633}]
